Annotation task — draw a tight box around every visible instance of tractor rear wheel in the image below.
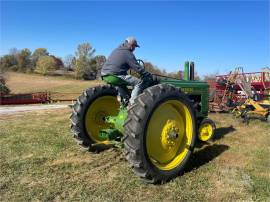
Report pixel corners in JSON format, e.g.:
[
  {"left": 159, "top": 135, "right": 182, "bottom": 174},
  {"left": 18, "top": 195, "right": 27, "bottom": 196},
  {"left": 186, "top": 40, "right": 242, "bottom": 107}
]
[
  {"left": 123, "top": 84, "right": 196, "bottom": 183},
  {"left": 70, "top": 86, "right": 120, "bottom": 151}
]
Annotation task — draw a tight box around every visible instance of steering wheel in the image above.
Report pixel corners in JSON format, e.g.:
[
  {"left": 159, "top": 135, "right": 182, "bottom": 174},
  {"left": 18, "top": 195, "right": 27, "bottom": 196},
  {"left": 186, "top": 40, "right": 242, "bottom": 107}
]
[{"left": 137, "top": 59, "right": 145, "bottom": 70}]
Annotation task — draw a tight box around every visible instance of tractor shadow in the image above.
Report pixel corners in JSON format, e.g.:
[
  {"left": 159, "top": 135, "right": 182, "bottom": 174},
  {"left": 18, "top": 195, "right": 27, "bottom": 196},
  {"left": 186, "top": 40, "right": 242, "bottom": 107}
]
[
  {"left": 212, "top": 125, "right": 236, "bottom": 141},
  {"left": 195, "top": 125, "right": 236, "bottom": 149},
  {"left": 183, "top": 126, "right": 235, "bottom": 173},
  {"left": 184, "top": 143, "right": 230, "bottom": 173},
  {"left": 89, "top": 144, "right": 114, "bottom": 153}
]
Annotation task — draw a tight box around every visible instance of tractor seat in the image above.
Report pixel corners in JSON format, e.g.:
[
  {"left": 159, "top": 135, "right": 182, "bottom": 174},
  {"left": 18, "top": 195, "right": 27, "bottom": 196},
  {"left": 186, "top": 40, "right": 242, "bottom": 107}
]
[{"left": 102, "top": 75, "right": 129, "bottom": 86}]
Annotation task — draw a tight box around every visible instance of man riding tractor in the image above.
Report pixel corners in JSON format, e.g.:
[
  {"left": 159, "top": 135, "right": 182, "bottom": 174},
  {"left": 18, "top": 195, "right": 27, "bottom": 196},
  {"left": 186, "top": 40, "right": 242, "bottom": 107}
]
[
  {"left": 71, "top": 39, "right": 216, "bottom": 183},
  {"left": 101, "top": 37, "right": 153, "bottom": 106}
]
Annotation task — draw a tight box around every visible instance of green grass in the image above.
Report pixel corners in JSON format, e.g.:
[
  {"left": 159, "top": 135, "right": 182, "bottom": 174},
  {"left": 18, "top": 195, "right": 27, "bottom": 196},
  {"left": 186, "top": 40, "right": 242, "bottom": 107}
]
[{"left": 0, "top": 110, "right": 269, "bottom": 201}]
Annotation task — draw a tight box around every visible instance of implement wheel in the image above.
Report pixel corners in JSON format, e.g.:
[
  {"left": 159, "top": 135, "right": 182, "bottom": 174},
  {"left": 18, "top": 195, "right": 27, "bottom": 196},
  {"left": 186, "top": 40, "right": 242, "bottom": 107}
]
[
  {"left": 124, "top": 84, "right": 196, "bottom": 183},
  {"left": 70, "top": 86, "right": 120, "bottom": 151}
]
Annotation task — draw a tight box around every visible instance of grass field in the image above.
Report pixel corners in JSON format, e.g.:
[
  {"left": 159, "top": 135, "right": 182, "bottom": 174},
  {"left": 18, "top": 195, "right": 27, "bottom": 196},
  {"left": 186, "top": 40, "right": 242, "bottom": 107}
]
[
  {"left": 4, "top": 72, "right": 103, "bottom": 94},
  {"left": 1, "top": 72, "right": 269, "bottom": 201},
  {"left": 1, "top": 108, "right": 269, "bottom": 201}
]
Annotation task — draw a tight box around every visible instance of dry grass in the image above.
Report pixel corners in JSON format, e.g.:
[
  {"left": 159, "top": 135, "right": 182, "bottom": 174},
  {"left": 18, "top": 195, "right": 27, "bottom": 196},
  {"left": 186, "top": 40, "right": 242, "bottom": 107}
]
[
  {"left": 4, "top": 72, "right": 103, "bottom": 94},
  {"left": 0, "top": 108, "right": 269, "bottom": 201},
  {"left": 1, "top": 72, "right": 269, "bottom": 201}
]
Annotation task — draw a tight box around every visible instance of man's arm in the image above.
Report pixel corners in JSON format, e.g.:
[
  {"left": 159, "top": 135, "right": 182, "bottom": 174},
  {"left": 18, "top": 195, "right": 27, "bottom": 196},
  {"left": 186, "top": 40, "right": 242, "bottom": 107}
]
[{"left": 126, "top": 53, "right": 146, "bottom": 75}]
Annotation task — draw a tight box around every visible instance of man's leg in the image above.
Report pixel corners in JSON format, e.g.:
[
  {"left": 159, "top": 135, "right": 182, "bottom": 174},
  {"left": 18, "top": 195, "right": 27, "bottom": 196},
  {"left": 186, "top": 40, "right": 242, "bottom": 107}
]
[
  {"left": 115, "top": 85, "right": 130, "bottom": 106},
  {"left": 117, "top": 75, "right": 147, "bottom": 105}
]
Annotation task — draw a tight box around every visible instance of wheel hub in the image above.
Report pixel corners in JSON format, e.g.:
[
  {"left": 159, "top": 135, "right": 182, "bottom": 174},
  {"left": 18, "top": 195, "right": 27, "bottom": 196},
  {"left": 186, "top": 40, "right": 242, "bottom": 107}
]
[
  {"left": 201, "top": 127, "right": 210, "bottom": 135},
  {"left": 198, "top": 123, "right": 213, "bottom": 141},
  {"left": 94, "top": 111, "right": 107, "bottom": 125},
  {"left": 85, "top": 95, "right": 120, "bottom": 143},
  {"left": 161, "top": 120, "right": 183, "bottom": 150}
]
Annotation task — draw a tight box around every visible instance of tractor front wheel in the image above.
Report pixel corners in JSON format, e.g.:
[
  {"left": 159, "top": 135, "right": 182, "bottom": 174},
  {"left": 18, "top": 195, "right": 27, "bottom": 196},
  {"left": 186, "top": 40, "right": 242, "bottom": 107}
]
[
  {"left": 198, "top": 118, "right": 216, "bottom": 142},
  {"left": 124, "top": 84, "right": 196, "bottom": 183}
]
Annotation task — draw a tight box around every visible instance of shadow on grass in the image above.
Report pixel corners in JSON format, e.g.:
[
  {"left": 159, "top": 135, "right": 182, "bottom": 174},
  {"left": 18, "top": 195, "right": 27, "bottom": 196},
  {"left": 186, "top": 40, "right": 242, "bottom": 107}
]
[
  {"left": 194, "top": 125, "right": 236, "bottom": 149},
  {"left": 213, "top": 125, "right": 236, "bottom": 141},
  {"left": 185, "top": 144, "right": 230, "bottom": 173},
  {"left": 89, "top": 144, "right": 114, "bottom": 153}
]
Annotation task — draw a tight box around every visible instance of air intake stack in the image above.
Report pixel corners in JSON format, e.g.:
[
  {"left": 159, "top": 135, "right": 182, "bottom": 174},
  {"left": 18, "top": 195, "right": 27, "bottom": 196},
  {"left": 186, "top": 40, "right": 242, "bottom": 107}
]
[
  {"left": 184, "top": 61, "right": 189, "bottom": 80},
  {"left": 184, "top": 61, "right": 195, "bottom": 81}
]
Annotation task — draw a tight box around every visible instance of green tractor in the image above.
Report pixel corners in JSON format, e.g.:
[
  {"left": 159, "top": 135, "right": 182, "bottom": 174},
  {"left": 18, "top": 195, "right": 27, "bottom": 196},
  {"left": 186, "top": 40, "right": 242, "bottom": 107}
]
[{"left": 70, "top": 61, "right": 216, "bottom": 183}]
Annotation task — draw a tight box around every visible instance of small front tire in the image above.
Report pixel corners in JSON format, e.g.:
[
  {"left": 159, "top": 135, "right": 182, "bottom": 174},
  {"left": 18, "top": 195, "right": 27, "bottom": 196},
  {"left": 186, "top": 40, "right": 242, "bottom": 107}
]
[{"left": 198, "top": 118, "right": 216, "bottom": 142}]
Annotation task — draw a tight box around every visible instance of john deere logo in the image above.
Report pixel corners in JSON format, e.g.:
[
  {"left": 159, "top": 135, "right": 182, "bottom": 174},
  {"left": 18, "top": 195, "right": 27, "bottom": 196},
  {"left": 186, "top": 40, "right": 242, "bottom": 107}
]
[{"left": 182, "top": 88, "right": 194, "bottom": 93}]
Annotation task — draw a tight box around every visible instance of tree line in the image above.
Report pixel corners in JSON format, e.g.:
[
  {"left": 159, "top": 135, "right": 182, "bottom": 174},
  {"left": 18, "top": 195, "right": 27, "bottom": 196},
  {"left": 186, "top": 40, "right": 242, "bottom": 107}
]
[{"left": 0, "top": 42, "right": 184, "bottom": 80}]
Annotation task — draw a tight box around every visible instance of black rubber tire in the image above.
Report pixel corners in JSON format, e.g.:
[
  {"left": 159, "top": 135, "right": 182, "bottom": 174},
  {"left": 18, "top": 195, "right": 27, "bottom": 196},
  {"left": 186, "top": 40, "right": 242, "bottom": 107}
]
[
  {"left": 198, "top": 118, "right": 216, "bottom": 142},
  {"left": 266, "top": 114, "right": 270, "bottom": 123},
  {"left": 70, "top": 85, "right": 119, "bottom": 151},
  {"left": 123, "top": 84, "right": 197, "bottom": 183}
]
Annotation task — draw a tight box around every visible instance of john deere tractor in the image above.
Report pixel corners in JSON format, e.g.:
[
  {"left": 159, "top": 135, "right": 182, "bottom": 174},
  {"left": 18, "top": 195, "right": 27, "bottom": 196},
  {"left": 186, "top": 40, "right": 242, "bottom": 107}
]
[{"left": 70, "top": 61, "right": 215, "bottom": 183}]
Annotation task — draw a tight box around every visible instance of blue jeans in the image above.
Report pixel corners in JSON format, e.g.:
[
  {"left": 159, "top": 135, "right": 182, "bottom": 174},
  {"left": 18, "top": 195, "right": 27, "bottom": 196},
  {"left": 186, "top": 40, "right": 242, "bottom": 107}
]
[{"left": 116, "top": 75, "right": 148, "bottom": 105}]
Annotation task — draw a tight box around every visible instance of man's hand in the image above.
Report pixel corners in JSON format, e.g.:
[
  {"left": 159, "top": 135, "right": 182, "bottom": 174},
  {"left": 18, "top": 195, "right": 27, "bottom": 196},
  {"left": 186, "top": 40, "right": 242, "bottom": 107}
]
[
  {"left": 141, "top": 71, "right": 154, "bottom": 86},
  {"left": 141, "top": 71, "right": 152, "bottom": 79}
]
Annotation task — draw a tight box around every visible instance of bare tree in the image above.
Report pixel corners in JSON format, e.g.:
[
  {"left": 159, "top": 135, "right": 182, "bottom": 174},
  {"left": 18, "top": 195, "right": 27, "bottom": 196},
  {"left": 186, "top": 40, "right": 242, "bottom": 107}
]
[{"left": 64, "top": 54, "right": 75, "bottom": 70}]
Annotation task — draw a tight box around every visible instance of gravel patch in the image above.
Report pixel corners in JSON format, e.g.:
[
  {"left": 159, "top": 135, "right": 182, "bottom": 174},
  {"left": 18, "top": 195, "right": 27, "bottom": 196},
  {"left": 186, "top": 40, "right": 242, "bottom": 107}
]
[{"left": 0, "top": 104, "right": 69, "bottom": 115}]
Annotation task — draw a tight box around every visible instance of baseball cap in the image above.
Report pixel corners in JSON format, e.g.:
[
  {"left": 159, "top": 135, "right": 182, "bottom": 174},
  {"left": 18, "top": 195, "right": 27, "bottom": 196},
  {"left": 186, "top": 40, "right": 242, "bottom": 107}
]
[{"left": 125, "top": 36, "right": 140, "bottom": 47}]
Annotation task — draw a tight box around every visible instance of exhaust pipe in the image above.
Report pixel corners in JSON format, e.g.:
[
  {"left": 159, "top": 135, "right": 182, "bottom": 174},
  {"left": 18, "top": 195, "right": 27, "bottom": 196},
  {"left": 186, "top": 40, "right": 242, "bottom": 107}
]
[{"left": 189, "top": 62, "right": 195, "bottom": 81}]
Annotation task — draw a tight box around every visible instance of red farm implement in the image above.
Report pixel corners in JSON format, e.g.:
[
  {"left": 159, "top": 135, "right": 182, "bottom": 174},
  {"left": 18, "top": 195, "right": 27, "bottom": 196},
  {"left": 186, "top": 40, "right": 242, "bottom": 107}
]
[
  {"left": 0, "top": 91, "right": 81, "bottom": 105},
  {"left": 208, "top": 68, "right": 270, "bottom": 112},
  {"left": 0, "top": 92, "right": 49, "bottom": 105}
]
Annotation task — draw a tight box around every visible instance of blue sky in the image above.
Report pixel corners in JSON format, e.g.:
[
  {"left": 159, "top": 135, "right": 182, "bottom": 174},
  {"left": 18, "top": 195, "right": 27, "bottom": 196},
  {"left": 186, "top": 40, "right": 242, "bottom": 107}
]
[{"left": 1, "top": 1, "right": 269, "bottom": 76}]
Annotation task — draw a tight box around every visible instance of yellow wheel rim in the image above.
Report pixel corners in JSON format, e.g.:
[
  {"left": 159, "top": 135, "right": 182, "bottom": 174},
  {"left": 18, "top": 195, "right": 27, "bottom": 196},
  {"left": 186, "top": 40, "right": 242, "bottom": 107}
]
[
  {"left": 198, "top": 123, "right": 213, "bottom": 141},
  {"left": 85, "top": 96, "right": 119, "bottom": 143},
  {"left": 146, "top": 100, "right": 193, "bottom": 171}
]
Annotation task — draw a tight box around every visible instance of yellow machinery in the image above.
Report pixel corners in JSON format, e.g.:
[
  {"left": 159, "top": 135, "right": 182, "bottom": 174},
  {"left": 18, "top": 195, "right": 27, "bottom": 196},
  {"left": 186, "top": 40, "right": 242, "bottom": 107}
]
[
  {"left": 233, "top": 98, "right": 270, "bottom": 123},
  {"left": 221, "top": 67, "right": 270, "bottom": 123}
]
